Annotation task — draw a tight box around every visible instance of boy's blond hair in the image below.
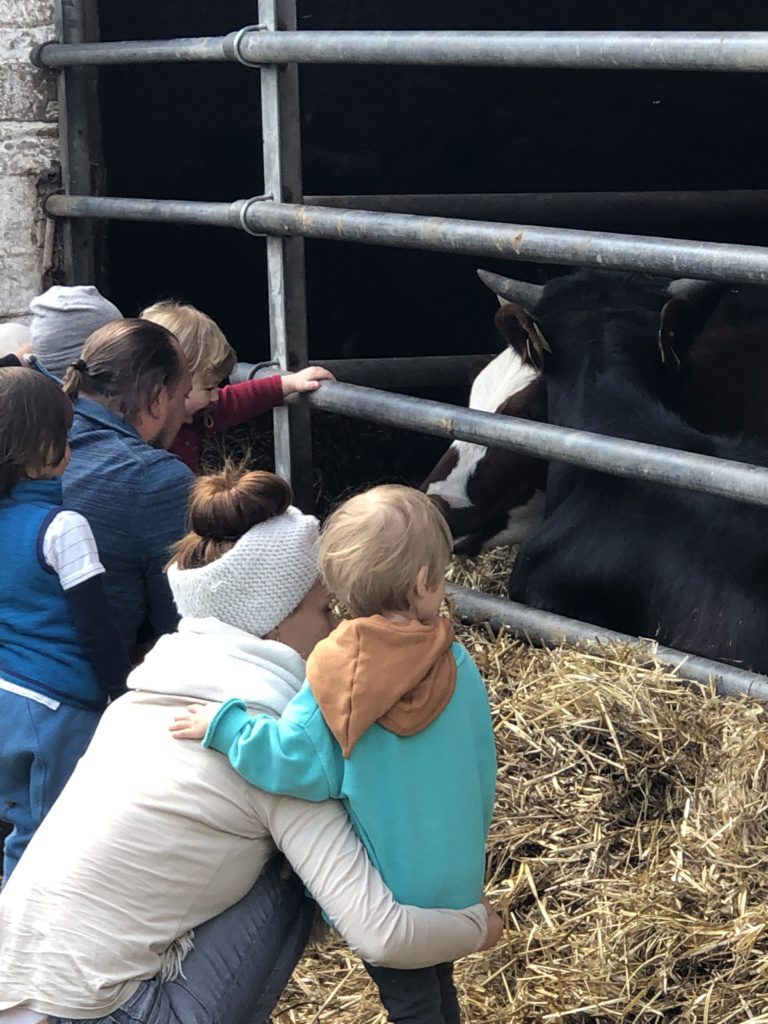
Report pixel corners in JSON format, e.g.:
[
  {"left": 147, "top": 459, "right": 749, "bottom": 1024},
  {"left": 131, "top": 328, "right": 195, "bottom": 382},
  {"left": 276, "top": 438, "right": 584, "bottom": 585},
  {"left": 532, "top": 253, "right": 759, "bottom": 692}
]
[
  {"left": 319, "top": 484, "right": 452, "bottom": 618},
  {"left": 140, "top": 301, "right": 236, "bottom": 384}
]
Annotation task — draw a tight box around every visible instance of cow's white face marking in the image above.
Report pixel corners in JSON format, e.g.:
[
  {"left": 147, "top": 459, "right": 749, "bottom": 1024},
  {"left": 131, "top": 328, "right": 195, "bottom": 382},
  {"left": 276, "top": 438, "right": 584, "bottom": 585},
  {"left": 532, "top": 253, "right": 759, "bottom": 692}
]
[
  {"left": 426, "top": 345, "right": 540, "bottom": 509},
  {"left": 470, "top": 344, "right": 539, "bottom": 415}
]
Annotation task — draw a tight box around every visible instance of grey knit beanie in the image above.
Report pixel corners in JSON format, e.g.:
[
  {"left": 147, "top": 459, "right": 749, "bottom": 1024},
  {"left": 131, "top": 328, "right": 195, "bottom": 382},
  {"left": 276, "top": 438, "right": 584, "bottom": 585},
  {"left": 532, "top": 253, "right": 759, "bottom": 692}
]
[
  {"left": 29, "top": 285, "right": 123, "bottom": 377},
  {"left": 168, "top": 506, "right": 321, "bottom": 637}
]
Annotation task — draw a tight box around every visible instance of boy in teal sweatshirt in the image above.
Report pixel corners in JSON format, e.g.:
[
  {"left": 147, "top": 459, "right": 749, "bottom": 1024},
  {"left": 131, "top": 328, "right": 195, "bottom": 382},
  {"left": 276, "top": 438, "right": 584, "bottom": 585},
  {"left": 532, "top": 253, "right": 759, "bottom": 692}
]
[{"left": 172, "top": 485, "right": 497, "bottom": 1024}]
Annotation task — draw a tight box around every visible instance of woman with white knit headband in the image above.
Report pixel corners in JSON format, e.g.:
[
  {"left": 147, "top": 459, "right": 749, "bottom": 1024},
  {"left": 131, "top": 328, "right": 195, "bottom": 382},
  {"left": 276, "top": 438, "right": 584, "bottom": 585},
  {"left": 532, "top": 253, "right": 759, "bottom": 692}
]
[{"left": 0, "top": 466, "right": 499, "bottom": 1024}]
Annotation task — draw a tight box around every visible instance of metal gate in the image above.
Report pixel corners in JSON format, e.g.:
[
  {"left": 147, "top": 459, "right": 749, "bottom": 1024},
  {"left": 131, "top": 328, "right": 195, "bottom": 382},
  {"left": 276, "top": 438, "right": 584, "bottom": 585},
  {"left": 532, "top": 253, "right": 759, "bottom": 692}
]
[{"left": 33, "top": 2, "right": 768, "bottom": 699}]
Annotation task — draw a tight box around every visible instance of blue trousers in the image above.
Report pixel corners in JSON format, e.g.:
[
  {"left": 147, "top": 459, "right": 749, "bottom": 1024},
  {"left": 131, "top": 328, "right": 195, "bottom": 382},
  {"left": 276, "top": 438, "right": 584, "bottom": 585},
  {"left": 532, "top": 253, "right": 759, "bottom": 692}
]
[
  {"left": 0, "top": 688, "right": 99, "bottom": 882},
  {"left": 50, "top": 861, "right": 315, "bottom": 1024}
]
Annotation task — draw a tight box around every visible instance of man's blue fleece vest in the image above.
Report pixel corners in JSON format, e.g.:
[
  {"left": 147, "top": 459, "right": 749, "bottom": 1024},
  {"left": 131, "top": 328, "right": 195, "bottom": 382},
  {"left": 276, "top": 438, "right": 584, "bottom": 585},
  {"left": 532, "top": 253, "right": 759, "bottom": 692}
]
[{"left": 0, "top": 478, "right": 104, "bottom": 710}]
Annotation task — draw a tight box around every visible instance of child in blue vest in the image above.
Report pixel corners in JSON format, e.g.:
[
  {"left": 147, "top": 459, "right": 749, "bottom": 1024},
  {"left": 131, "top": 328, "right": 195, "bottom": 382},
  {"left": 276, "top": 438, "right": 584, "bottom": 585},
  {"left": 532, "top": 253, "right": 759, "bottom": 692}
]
[
  {"left": 171, "top": 484, "right": 498, "bottom": 1024},
  {"left": 0, "top": 368, "right": 129, "bottom": 883}
]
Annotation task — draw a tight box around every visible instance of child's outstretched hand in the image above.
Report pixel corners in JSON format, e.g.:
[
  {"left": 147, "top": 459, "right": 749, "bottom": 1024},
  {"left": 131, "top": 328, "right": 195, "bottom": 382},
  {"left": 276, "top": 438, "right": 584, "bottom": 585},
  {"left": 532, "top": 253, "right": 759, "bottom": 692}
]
[
  {"left": 281, "top": 365, "right": 335, "bottom": 396},
  {"left": 169, "top": 702, "right": 219, "bottom": 741}
]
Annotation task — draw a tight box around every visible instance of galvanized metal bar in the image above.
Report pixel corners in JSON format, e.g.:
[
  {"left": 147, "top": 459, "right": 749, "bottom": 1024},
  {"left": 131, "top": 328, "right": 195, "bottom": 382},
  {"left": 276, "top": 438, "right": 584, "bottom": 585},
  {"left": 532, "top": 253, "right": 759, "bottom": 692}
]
[
  {"left": 259, "top": 0, "right": 313, "bottom": 511},
  {"left": 244, "top": 203, "right": 768, "bottom": 285},
  {"left": 54, "top": 0, "right": 96, "bottom": 283},
  {"left": 235, "top": 30, "right": 768, "bottom": 72},
  {"left": 260, "top": 5, "right": 290, "bottom": 489},
  {"left": 80, "top": 0, "right": 108, "bottom": 288},
  {"left": 46, "top": 194, "right": 237, "bottom": 226},
  {"left": 302, "top": 381, "right": 768, "bottom": 509},
  {"left": 231, "top": 355, "right": 492, "bottom": 389},
  {"left": 35, "top": 30, "right": 768, "bottom": 73},
  {"left": 33, "top": 36, "right": 230, "bottom": 67},
  {"left": 447, "top": 585, "right": 768, "bottom": 701},
  {"left": 44, "top": 194, "right": 768, "bottom": 286},
  {"left": 303, "top": 190, "right": 768, "bottom": 223}
]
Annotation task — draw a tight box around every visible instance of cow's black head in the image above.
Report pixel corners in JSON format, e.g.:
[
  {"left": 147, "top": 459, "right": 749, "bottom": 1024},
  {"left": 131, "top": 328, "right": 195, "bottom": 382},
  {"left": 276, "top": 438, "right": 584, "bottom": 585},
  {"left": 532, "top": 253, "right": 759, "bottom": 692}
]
[{"left": 482, "top": 270, "right": 725, "bottom": 423}]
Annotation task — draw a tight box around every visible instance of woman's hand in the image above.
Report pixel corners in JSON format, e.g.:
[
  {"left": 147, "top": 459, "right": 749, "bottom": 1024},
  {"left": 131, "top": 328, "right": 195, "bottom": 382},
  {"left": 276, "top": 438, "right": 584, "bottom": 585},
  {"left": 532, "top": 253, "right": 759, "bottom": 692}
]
[
  {"left": 169, "top": 702, "right": 218, "bottom": 740},
  {"left": 281, "top": 365, "right": 335, "bottom": 396},
  {"left": 478, "top": 896, "right": 504, "bottom": 951}
]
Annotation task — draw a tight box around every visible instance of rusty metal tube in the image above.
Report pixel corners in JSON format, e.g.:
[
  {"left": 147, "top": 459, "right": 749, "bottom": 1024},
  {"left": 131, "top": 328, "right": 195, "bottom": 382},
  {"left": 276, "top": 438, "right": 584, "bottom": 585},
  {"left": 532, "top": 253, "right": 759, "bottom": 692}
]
[
  {"left": 45, "top": 194, "right": 768, "bottom": 285},
  {"left": 302, "top": 381, "right": 768, "bottom": 509}
]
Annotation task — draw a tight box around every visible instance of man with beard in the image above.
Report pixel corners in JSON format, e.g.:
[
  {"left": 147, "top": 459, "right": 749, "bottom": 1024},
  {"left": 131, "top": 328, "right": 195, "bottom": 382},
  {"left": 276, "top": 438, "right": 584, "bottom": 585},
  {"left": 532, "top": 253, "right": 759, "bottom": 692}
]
[{"left": 62, "top": 319, "right": 193, "bottom": 652}]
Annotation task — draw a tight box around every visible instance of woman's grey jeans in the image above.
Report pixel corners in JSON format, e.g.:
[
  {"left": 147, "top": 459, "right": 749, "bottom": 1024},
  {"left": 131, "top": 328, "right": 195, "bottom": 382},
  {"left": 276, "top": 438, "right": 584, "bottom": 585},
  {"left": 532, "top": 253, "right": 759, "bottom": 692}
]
[{"left": 50, "top": 860, "right": 314, "bottom": 1024}]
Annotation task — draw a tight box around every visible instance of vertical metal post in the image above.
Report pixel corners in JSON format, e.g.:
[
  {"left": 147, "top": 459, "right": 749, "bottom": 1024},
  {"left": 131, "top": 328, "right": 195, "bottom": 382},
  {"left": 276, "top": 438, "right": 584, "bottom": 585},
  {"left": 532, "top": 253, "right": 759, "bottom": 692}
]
[
  {"left": 54, "top": 0, "right": 97, "bottom": 283},
  {"left": 259, "top": 0, "right": 314, "bottom": 510}
]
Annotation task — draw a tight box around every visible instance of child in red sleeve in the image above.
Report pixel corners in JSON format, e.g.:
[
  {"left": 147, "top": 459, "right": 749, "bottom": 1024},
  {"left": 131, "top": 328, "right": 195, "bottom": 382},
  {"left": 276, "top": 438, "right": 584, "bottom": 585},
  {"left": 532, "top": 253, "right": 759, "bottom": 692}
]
[{"left": 141, "top": 301, "right": 333, "bottom": 474}]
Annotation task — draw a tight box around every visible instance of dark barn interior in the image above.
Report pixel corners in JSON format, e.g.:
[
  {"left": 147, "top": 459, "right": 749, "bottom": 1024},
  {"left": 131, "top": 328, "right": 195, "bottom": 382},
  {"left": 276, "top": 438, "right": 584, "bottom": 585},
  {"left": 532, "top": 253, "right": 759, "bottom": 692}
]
[{"left": 93, "top": 0, "right": 768, "bottom": 483}]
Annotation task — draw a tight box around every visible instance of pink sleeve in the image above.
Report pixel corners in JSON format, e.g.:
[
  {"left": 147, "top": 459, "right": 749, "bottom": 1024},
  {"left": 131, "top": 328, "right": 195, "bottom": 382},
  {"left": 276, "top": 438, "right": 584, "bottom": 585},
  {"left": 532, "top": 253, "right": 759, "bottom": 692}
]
[{"left": 207, "top": 377, "right": 284, "bottom": 432}]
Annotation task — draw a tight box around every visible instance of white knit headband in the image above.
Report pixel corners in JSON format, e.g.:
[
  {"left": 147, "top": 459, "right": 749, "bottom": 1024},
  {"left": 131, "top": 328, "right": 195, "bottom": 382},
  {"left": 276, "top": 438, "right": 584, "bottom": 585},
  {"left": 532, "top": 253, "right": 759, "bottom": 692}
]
[{"left": 168, "top": 506, "right": 320, "bottom": 637}]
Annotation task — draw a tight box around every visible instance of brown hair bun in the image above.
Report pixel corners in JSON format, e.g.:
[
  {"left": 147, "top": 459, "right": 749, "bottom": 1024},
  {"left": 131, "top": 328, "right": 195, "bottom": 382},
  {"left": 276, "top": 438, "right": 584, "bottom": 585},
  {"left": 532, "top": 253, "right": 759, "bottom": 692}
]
[{"left": 172, "top": 466, "right": 292, "bottom": 570}]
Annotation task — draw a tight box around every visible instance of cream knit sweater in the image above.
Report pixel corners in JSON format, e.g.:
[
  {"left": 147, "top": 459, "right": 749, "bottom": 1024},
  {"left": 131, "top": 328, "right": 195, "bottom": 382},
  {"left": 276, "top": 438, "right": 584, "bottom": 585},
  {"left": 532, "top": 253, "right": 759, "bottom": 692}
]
[{"left": 0, "top": 618, "right": 487, "bottom": 1021}]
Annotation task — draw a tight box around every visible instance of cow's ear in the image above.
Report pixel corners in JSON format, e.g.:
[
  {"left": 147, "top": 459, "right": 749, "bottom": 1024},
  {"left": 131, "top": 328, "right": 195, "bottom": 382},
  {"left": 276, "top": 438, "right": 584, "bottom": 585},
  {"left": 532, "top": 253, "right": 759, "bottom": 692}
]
[
  {"left": 494, "top": 303, "right": 549, "bottom": 371},
  {"left": 658, "top": 298, "right": 701, "bottom": 370}
]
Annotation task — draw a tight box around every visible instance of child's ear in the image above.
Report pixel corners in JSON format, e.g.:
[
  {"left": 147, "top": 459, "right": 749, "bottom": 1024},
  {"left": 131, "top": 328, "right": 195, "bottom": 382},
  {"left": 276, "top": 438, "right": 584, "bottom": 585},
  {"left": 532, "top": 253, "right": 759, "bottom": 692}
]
[{"left": 413, "top": 566, "right": 430, "bottom": 597}]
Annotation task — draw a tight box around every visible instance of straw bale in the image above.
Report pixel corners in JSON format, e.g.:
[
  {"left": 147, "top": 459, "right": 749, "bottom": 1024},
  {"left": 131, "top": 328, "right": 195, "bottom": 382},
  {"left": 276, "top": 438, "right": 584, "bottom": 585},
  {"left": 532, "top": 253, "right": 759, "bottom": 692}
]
[{"left": 273, "top": 549, "right": 768, "bottom": 1024}]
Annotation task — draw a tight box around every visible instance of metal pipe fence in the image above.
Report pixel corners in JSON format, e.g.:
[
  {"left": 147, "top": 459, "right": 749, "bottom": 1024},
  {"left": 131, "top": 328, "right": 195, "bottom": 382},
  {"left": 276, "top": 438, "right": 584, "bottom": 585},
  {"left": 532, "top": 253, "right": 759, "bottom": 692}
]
[
  {"left": 305, "top": 191, "right": 768, "bottom": 219},
  {"left": 39, "top": 10, "right": 768, "bottom": 695},
  {"left": 46, "top": 195, "right": 236, "bottom": 227},
  {"left": 448, "top": 586, "right": 768, "bottom": 701},
  {"left": 32, "top": 36, "right": 230, "bottom": 66},
  {"left": 34, "top": 30, "right": 768, "bottom": 72},
  {"left": 258, "top": 0, "right": 313, "bottom": 506},
  {"left": 303, "top": 381, "right": 768, "bottom": 508},
  {"left": 241, "top": 202, "right": 768, "bottom": 284},
  {"left": 45, "top": 194, "right": 768, "bottom": 285},
  {"left": 303, "top": 189, "right": 768, "bottom": 224},
  {"left": 232, "top": 355, "right": 491, "bottom": 389}
]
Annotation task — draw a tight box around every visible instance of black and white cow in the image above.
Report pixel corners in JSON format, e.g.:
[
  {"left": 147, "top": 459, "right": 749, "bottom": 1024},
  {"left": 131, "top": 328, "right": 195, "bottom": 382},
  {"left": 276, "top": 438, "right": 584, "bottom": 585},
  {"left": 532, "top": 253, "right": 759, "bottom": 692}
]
[
  {"left": 503, "top": 269, "right": 768, "bottom": 673},
  {"left": 422, "top": 276, "right": 547, "bottom": 555},
  {"left": 424, "top": 269, "right": 768, "bottom": 558}
]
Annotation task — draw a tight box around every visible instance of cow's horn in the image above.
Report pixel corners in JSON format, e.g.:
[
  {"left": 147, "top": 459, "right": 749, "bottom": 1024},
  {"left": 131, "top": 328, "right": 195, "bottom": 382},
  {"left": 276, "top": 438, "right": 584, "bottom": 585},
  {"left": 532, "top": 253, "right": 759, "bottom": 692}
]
[
  {"left": 476, "top": 269, "right": 544, "bottom": 308},
  {"left": 667, "top": 278, "right": 723, "bottom": 303}
]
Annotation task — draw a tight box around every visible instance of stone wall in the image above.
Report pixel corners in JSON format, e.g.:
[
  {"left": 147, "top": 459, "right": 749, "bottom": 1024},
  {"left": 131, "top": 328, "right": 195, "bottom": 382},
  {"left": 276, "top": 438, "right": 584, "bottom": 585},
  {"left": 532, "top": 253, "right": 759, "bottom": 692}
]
[{"left": 0, "top": 0, "right": 58, "bottom": 324}]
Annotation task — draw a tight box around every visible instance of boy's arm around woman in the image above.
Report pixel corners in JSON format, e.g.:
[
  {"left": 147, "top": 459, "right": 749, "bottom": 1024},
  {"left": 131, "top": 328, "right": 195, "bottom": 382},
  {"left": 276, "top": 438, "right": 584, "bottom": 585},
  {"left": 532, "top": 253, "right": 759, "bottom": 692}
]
[{"left": 204, "top": 681, "right": 343, "bottom": 801}]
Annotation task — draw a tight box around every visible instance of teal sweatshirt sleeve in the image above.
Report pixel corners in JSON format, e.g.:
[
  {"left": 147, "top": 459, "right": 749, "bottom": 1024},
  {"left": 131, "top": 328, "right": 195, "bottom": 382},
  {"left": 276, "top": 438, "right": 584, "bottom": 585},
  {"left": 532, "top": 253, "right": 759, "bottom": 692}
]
[{"left": 203, "top": 684, "right": 345, "bottom": 802}]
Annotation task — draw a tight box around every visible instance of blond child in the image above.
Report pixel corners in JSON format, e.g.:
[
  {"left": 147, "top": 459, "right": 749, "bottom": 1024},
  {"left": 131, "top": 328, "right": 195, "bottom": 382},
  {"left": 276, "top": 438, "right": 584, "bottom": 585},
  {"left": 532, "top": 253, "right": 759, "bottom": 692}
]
[
  {"left": 172, "top": 486, "right": 498, "bottom": 1024},
  {"left": 141, "top": 301, "right": 333, "bottom": 473}
]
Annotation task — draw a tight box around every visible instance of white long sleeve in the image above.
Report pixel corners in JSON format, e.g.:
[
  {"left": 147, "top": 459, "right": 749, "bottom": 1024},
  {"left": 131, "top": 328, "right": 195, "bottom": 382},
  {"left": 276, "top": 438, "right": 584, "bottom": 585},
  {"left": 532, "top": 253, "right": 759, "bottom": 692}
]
[{"left": 261, "top": 791, "right": 488, "bottom": 968}]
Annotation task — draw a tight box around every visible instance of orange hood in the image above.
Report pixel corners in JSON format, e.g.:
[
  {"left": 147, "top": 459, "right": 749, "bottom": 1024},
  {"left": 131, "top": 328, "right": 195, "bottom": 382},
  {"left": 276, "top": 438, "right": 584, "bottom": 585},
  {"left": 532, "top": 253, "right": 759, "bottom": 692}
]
[{"left": 306, "top": 615, "right": 457, "bottom": 757}]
